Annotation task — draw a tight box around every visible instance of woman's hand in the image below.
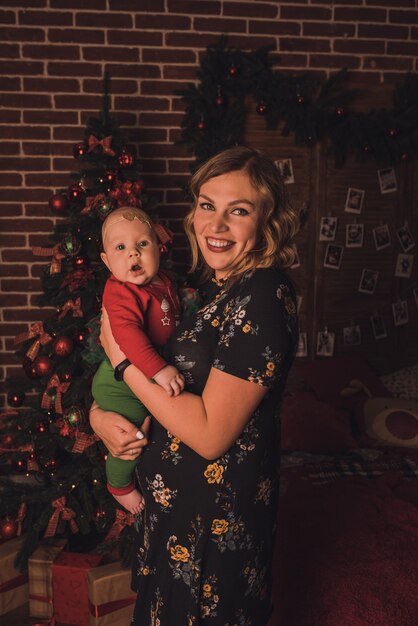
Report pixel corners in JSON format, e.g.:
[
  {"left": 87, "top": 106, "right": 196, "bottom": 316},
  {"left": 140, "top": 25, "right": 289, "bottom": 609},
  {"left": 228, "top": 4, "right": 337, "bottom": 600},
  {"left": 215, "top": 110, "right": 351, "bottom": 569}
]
[
  {"left": 90, "top": 402, "right": 150, "bottom": 460},
  {"left": 99, "top": 307, "right": 126, "bottom": 368}
]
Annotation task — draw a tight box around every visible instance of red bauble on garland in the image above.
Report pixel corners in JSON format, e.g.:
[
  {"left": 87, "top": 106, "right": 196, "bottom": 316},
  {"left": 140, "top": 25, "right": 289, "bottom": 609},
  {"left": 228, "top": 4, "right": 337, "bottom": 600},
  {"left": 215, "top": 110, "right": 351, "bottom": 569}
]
[
  {"left": 72, "top": 142, "right": 88, "bottom": 159},
  {"left": 53, "top": 336, "right": 74, "bottom": 358},
  {"left": 118, "top": 150, "right": 135, "bottom": 168},
  {"left": 67, "top": 183, "right": 86, "bottom": 204},
  {"left": 0, "top": 516, "right": 17, "bottom": 540},
  {"left": 7, "top": 392, "right": 25, "bottom": 408},
  {"left": 49, "top": 193, "right": 69, "bottom": 215},
  {"left": 33, "top": 355, "right": 52, "bottom": 378},
  {"left": 63, "top": 405, "right": 86, "bottom": 429}
]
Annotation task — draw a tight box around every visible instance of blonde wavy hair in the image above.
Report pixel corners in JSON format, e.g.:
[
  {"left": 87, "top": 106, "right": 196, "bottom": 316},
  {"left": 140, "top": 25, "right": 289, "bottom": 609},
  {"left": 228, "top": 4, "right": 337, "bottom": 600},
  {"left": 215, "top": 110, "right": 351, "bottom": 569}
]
[{"left": 184, "top": 146, "right": 300, "bottom": 281}]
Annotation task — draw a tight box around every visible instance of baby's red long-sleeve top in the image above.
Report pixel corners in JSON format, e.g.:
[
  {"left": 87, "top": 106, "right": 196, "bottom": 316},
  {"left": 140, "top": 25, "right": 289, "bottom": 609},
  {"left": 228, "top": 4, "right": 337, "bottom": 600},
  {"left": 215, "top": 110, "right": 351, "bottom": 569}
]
[{"left": 102, "top": 270, "right": 181, "bottom": 378}]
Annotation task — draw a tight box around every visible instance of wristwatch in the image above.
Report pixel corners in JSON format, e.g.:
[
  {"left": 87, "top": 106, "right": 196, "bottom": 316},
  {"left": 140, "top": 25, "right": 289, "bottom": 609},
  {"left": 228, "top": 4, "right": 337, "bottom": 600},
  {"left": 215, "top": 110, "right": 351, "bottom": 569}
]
[{"left": 114, "top": 358, "right": 131, "bottom": 381}]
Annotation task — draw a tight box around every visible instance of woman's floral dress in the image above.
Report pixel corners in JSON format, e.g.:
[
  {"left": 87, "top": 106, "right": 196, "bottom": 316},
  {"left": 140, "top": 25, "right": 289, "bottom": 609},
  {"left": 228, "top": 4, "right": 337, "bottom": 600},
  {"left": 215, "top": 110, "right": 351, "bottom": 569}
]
[{"left": 131, "top": 268, "right": 298, "bottom": 626}]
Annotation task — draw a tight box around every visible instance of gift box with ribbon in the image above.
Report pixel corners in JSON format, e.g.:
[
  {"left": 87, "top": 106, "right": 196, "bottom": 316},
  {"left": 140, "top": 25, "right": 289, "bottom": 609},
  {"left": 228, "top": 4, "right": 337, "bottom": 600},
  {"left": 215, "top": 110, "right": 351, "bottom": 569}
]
[
  {"left": 28, "top": 538, "right": 67, "bottom": 619},
  {"left": 0, "top": 535, "right": 29, "bottom": 616},
  {"left": 52, "top": 552, "right": 103, "bottom": 626},
  {"left": 88, "top": 560, "right": 135, "bottom": 626}
]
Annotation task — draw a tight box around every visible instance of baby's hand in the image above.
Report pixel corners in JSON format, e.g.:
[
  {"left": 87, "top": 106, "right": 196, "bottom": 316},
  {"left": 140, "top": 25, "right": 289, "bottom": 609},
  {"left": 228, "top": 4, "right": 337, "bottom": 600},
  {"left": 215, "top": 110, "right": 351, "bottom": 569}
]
[{"left": 152, "top": 365, "right": 185, "bottom": 397}]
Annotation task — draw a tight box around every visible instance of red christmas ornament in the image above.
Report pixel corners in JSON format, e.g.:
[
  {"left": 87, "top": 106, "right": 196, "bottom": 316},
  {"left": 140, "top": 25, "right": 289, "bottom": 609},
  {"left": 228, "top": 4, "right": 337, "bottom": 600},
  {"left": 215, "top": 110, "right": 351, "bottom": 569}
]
[
  {"left": 74, "top": 329, "right": 87, "bottom": 345},
  {"left": 0, "top": 517, "right": 17, "bottom": 540},
  {"left": 197, "top": 119, "right": 205, "bottom": 131},
  {"left": 15, "top": 458, "right": 25, "bottom": 471},
  {"left": 7, "top": 392, "right": 25, "bottom": 408},
  {"left": 67, "top": 184, "right": 86, "bottom": 204},
  {"left": 73, "top": 255, "right": 89, "bottom": 269},
  {"left": 60, "top": 371, "right": 72, "bottom": 383},
  {"left": 335, "top": 106, "right": 345, "bottom": 117},
  {"left": 72, "top": 142, "right": 88, "bottom": 160},
  {"left": 105, "top": 170, "right": 117, "bottom": 184},
  {"left": 229, "top": 64, "right": 237, "bottom": 76},
  {"left": 53, "top": 336, "right": 74, "bottom": 358},
  {"left": 2, "top": 434, "right": 13, "bottom": 447},
  {"left": 118, "top": 150, "right": 135, "bottom": 168},
  {"left": 35, "top": 421, "right": 48, "bottom": 434},
  {"left": 33, "top": 355, "right": 52, "bottom": 378},
  {"left": 256, "top": 102, "right": 267, "bottom": 115},
  {"left": 49, "top": 193, "right": 69, "bottom": 215}
]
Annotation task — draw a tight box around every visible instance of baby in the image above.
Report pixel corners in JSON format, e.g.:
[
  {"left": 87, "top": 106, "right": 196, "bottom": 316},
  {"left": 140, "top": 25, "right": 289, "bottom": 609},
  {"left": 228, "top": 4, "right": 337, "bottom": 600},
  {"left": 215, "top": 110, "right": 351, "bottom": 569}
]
[{"left": 92, "top": 206, "right": 184, "bottom": 514}]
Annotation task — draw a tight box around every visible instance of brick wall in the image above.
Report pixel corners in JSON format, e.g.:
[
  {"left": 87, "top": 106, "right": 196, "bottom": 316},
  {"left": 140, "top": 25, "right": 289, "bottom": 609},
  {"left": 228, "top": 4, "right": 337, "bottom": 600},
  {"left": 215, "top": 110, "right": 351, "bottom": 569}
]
[{"left": 0, "top": 0, "right": 417, "bottom": 403}]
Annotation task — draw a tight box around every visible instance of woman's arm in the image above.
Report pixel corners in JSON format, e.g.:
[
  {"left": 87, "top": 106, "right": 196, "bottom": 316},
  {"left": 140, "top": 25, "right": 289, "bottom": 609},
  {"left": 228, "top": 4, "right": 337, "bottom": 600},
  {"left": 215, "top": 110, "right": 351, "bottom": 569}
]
[{"left": 100, "top": 308, "right": 267, "bottom": 460}]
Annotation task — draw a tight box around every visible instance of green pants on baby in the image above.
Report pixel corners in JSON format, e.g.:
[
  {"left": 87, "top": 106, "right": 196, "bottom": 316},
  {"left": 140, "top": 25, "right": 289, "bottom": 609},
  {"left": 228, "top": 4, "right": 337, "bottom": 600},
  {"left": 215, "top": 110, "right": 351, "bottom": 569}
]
[{"left": 91, "top": 358, "right": 149, "bottom": 492}]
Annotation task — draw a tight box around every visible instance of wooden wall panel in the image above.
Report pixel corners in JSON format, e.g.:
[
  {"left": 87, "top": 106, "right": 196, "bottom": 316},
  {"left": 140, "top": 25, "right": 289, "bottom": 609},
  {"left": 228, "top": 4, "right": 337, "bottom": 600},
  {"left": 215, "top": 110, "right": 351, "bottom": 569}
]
[{"left": 243, "top": 85, "right": 417, "bottom": 375}]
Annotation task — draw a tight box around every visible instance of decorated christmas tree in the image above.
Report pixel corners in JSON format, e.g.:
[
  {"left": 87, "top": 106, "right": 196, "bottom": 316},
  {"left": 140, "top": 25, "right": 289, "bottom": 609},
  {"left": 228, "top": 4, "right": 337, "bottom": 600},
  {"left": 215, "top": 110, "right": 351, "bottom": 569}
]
[{"left": 0, "top": 75, "right": 160, "bottom": 567}]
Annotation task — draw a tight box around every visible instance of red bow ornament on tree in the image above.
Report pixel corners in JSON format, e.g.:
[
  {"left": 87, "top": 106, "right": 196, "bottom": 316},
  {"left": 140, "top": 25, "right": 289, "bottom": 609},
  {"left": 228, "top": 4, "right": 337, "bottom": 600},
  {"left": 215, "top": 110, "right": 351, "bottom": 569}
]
[
  {"left": 87, "top": 134, "right": 115, "bottom": 156},
  {"left": 14, "top": 322, "right": 53, "bottom": 361},
  {"left": 58, "top": 297, "right": 83, "bottom": 320},
  {"left": 32, "top": 244, "right": 66, "bottom": 274},
  {"left": 103, "top": 509, "right": 134, "bottom": 543},
  {"left": 41, "top": 374, "right": 70, "bottom": 414},
  {"left": 72, "top": 431, "right": 100, "bottom": 454},
  {"left": 43, "top": 496, "right": 78, "bottom": 538}
]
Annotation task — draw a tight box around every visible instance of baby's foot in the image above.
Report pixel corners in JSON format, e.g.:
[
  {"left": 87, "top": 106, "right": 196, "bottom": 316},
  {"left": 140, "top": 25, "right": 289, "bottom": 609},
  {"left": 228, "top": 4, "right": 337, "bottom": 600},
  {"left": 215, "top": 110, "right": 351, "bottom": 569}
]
[{"left": 113, "top": 489, "right": 145, "bottom": 515}]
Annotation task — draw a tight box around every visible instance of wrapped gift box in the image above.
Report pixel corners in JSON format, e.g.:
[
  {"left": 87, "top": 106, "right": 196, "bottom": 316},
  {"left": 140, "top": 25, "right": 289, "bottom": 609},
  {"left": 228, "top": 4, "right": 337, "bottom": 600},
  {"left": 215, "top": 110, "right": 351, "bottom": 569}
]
[
  {"left": 0, "top": 535, "right": 29, "bottom": 616},
  {"left": 88, "top": 561, "right": 135, "bottom": 626},
  {"left": 52, "top": 551, "right": 102, "bottom": 626},
  {"left": 28, "top": 538, "right": 67, "bottom": 619}
]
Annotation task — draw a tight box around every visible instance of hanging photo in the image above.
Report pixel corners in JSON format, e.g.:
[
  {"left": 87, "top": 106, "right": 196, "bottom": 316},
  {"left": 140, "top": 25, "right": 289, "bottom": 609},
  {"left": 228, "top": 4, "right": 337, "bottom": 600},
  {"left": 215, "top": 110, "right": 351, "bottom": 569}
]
[
  {"left": 396, "top": 225, "right": 415, "bottom": 252},
  {"left": 392, "top": 300, "right": 409, "bottom": 326},
  {"left": 324, "top": 244, "right": 343, "bottom": 270},
  {"left": 290, "top": 244, "right": 300, "bottom": 269},
  {"left": 343, "top": 325, "right": 361, "bottom": 346},
  {"left": 296, "top": 332, "right": 308, "bottom": 357},
  {"left": 378, "top": 167, "right": 397, "bottom": 194},
  {"left": 359, "top": 269, "right": 379, "bottom": 294},
  {"left": 316, "top": 330, "right": 335, "bottom": 357},
  {"left": 296, "top": 294, "right": 303, "bottom": 313},
  {"left": 274, "top": 158, "right": 294, "bottom": 184},
  {"left": 395, "top": 253, "right": 414, "bottom": 279},
  {"left": 344, "top": 187, "right": 365, "bottom": 214},
  {"left": 319, "top": 216, "right": 338, "bottom": 241},
  {"left": 370, "top": 312, "right": 387, "bottom": 339},
  {"left": 373, "top": 224, "right": 391, "bottom": 251},
  {"left": 346, "top": 223, "right": 364, "bottom": 248}
]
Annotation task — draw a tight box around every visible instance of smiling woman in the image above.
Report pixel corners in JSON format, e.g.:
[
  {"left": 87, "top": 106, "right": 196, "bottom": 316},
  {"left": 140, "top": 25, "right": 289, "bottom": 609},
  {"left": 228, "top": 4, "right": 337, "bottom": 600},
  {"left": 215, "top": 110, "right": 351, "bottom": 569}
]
[
  {"left": 90, "top": 146, "right": 300, "bottom": 625},
  {"left": 193, "top": 170, "right": 260, "bottom": 280}
]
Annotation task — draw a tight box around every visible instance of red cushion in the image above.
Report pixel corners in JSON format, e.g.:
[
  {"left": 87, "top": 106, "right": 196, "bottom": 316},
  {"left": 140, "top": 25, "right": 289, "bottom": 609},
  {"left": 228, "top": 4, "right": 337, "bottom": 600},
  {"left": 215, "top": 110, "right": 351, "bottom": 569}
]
[
  {"left": 295, "top": 357, "right": 391, "bottom": 409},
  {"left": 280, "top": 391, "right": 358, "bottom": 453}
]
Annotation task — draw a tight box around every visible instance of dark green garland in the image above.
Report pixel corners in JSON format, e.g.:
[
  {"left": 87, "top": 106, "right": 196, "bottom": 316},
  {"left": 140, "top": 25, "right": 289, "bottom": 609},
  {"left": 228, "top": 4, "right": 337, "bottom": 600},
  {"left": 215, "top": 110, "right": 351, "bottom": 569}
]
[{"left": 176, "top": 36, "right": 418, "bottom": 169}]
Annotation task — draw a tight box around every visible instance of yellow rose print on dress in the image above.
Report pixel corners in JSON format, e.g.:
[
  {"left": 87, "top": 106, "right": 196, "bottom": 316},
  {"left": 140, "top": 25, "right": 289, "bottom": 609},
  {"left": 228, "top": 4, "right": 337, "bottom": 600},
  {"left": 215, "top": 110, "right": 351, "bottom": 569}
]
[
  {"left": 170, "top": 544, "right": 190, "bottom": 562},
  {"left": 204, "top": 462, "right": 224, "bottom": 484},
  {"left": 211, "top": 518, "right": 229, "bottom": 535},
  {"left": 199, "top": 575, "right": 219, "bottom": 619}
]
